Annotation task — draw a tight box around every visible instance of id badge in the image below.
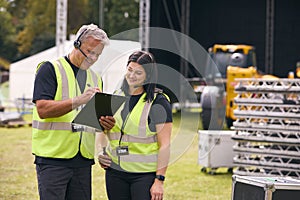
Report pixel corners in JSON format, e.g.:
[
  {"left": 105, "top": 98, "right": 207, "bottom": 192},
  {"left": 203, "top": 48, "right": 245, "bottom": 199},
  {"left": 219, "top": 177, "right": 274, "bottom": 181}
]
[{"left": 116, "top": 146, "right": 129, "bottom": 156}]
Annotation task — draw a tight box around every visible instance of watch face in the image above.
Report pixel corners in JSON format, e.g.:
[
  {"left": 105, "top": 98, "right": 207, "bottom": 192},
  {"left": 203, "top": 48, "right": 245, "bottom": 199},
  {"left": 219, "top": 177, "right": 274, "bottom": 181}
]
[{"left": 156, "top": 175, "right": 165, "bottom": 181}]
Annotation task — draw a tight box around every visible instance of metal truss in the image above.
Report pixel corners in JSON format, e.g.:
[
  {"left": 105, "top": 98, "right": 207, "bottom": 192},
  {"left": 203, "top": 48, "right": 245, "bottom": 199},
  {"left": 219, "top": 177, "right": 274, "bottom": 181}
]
[
  {"left": 139, "top": 0, "right": 150, "bottom": 50},
  {"left": 232, "top": 78, "right": 300, "bottom": 179},
  {"left": 234, "top": 152, "right": 300, "bottom": 170},
  {"left": 233, "top": 119, "right": 300, "bottom": 132},
  {"left": 56, "top": 0, "right": 68, "bottom": 56},
  {"left": 232, "top": 129, "right": 300, "bottom": 144},
  {"left": 234, "top": 165, "right": 300, "bottom": 179},
  {"left": 234, "top": 78, "right": 300, "bottom": 93},
  {"left": 233, "top": 142, "right": 300, "bottom": 157}
]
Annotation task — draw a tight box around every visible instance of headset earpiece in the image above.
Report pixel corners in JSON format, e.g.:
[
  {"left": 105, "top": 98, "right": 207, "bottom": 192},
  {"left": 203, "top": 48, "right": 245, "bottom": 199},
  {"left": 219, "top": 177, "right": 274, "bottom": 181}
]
[
  {"left": 73, "top": 40, "right": 81, "bottom": 49},
  {"left": 74, "top": 28, "right": 87, "bottom": 49}
]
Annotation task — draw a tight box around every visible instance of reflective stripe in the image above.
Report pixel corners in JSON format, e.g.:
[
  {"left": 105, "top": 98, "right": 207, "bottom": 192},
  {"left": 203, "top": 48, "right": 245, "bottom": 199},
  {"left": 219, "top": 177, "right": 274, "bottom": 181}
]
[
  {"left": 107, "top": 146, "right": 157, "bottom": 162},
  {"left": 120, "top": 154, "right": 157, "bottom": 163},
  {"left": 32, "top": 120, "right": 95, "bottom": 133},
  {"left": 108, "top": 132, "right": 157, "bottom": 143},
  {"left": 138, "top": 102, "right": 151, "bottom": 137},
  {"left": 56, "top": 60, "right": 69, "bottom": 100},
  {"left": 32, "top": 120, "right": 71, "bottom": 130}
]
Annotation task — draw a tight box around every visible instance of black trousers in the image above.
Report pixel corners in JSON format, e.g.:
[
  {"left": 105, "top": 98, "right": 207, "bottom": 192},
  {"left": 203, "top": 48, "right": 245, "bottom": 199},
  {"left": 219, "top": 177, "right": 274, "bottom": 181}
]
[
  {"left": 105, "top": 168, "right": 156, "bottom": 200},
  {"left": 36, "top": 164, "right": 91, "bottom": 200}
]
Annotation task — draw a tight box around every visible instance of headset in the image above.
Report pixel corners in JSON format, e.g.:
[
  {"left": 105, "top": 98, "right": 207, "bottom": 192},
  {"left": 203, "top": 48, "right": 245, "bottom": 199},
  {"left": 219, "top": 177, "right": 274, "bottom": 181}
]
[
  {"left": 74, "top": 28, "right": 88, "bottom": 49},
  {"left": 73, "top": 28, "right": 89, "bottom": 59}
]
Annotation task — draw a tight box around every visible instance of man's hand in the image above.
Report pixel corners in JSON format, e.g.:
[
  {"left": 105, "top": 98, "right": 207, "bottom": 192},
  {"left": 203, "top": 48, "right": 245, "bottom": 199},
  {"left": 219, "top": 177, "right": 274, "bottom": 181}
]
[
  {"left": 100, "top": 116, "right": 115, "bottom": 130},
  {"left": 72, "top": 87, "right": 100, "bottom": 109}
]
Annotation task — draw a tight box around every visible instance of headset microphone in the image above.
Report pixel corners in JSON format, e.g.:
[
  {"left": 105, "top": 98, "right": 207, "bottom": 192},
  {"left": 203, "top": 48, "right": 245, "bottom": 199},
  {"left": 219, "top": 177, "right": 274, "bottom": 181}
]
[{"left": 78, "top": 47, "right": 89, "bottom": 59}]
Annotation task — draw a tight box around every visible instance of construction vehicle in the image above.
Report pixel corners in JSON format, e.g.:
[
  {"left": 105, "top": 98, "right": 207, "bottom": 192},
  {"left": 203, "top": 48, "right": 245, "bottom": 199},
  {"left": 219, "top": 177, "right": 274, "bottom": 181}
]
[
  {"left": 200, "top": 44, "right": 277, "bottom": 130},
  {"left": 296, "top": 61, "right": 300, "bottom": 78}
]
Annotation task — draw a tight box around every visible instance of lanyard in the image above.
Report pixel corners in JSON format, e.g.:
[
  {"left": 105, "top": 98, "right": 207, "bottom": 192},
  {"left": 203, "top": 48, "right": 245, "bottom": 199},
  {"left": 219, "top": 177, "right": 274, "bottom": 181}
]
[
  {"left": 118, "top": 111, "right": 131, "bottom": 146},
  {"left": 117, "top": 110, "right": 131, "bottom": 165}
]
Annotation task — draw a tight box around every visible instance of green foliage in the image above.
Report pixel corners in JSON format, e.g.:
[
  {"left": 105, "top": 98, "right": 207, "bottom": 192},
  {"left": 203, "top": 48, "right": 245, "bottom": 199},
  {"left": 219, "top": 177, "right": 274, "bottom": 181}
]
[
  {"left": 67, "top": 0, "right": 90, "bottom": 34},
  {"left": 0, "top": 57, "right": 10, "bottom": 70},
  {"left": 0, "top": 0, "right": 18, "bottom": 60},
  {"left": 30, "top": 33, "right": 55, "bottom": 55},
  {"left": 6, "top": 0, "right": 29, "bottom": 22},
  {"left": 104, "top": 0, "right": 139, "bottom": 40},
  {"left": 16, "top": 0, "right": 56, "bottom": 54},
  {"left": 88, "top": 0, "right": 100, "bottom": 25},
  {"left": 1, "top": 0, "right": 140, "bottom": 62}
]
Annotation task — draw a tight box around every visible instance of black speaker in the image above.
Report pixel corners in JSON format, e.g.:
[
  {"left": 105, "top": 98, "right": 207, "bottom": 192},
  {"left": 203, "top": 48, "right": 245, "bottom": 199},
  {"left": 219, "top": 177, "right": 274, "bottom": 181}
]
[
  {"left": 74, "top": 29, "right": 88, "bottom": 49},
  {"left": 232, "top": 175, "right": 300, "bottom": 200}
]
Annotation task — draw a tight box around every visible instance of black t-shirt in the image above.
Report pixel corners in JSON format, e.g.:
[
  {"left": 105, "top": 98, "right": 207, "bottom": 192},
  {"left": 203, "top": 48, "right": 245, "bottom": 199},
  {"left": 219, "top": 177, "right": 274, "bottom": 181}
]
[
  {"left": 33, "top": 56, "right": 93, "bottom": 167},
  {"left": 33, "top": 56, "right": 87, "bottom": 102},
  {"left": 121, "top": 93, "right": 172, "bottom": 132}
]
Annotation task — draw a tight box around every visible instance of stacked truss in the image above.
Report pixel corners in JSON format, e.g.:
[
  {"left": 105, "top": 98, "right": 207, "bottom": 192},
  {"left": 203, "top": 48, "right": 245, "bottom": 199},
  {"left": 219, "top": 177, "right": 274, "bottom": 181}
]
[
  {"left": 139, "top": 0, "right": 150, "bottom": 50},
  {"left": 56, "top": 0, "right": 67, "bottom": 56},
  {"left": 232, "top": 78, "right": 300, "bottom": 178}
]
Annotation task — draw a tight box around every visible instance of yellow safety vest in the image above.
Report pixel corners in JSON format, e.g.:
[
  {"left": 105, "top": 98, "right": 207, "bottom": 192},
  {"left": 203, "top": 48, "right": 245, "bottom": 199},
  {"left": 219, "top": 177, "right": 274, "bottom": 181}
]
[
  {"left": 107, "top": 92, "right": 162, "bottom": 173},
  {"left": 32, "top": 57, "right": 102, "bottom": 159}
]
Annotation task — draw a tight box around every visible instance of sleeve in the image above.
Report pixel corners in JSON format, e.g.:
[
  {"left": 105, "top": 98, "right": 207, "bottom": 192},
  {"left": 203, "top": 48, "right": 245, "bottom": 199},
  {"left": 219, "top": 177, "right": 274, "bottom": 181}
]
[
  {"left": 149, "top": 93, "right": 173, "bottom": 126},
  {"left": 32, "top": 61, "right": 57, "bottom": 103}
]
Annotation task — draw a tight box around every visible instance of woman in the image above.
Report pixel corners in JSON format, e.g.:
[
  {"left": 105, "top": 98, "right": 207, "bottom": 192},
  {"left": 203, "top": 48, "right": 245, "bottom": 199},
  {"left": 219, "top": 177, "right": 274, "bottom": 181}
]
[{"left": 97, "top": 51, "right": 172, "bottom": 200}]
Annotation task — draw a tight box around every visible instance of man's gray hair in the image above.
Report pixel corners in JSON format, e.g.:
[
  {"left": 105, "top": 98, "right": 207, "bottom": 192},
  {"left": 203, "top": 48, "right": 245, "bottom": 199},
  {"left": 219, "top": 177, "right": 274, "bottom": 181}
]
[{"left": 76, "top": 23, "right": 109, "bottom": 45}]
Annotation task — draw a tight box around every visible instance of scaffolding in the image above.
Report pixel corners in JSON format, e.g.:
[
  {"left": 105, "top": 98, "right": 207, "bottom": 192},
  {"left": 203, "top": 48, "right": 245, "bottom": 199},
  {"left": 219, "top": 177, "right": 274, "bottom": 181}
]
[
  {"left": 56, "top": 0, "right": 68, "bottom": 56},
  {"left": 232, "top": 78, "right": 300, "bottom": 179},
  {"left": 139, "top": 0, "right": 150, "bottom": 50}
]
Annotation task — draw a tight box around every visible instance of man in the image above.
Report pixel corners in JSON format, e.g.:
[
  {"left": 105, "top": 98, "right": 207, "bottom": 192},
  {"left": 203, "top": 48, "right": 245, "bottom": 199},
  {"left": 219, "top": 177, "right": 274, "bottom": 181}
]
[{"left": 32, "top": 23, "right": 114, "bottom": 200}]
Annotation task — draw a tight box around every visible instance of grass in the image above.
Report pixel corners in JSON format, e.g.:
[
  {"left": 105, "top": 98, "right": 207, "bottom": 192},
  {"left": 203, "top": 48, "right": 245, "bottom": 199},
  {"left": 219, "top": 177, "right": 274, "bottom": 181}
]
[{"left": 0, "top": 112, "right": 233, "bottom": 200}]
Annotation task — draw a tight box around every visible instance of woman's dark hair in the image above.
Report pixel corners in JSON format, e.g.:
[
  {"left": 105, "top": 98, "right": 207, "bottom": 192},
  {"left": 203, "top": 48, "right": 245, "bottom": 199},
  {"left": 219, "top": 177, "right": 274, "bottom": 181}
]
[{"left": 121, "top": 50, "right": 157, "bottom": 102}]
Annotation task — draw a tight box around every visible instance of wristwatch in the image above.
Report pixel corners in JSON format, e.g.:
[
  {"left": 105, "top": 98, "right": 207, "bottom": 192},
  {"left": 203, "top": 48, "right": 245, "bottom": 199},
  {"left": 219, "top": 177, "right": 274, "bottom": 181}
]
[{"left": 155, "top": 175, "right": 165, "bottom": 181}]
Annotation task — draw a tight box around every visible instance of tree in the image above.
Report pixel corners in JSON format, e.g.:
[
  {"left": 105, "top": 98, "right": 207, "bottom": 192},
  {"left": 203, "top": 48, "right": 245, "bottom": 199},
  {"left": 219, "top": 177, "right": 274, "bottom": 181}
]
[
  {"left": 0, "top": 0, "right": 18, "bottom": 62},
  {"left": 87, "top": 0, "right": 100, "bottom": 26},
  {"left": 67, "top": 0, "right": 91, "bottom": 36},
  {"left": 0, "top": 0, "right": 140, "bottom": 63},
  {"left": 104, "top": 0, "right": 139, "bottom": 40},
  {"left": 16, "top": 0, "right": 56, "bottom": 55}
]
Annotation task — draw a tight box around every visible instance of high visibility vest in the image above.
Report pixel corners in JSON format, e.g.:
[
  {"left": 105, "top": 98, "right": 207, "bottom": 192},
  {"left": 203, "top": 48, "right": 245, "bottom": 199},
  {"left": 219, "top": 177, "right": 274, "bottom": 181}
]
[
  {"left": 107, "top": 92, "right": 162, "bottom": 173},
  {"left": 32, "top": 57, "right": 102, "bottom": 159}
]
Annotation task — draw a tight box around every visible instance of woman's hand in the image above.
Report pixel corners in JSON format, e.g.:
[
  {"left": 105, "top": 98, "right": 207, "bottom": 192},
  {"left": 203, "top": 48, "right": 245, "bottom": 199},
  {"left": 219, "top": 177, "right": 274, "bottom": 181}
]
[
  {"left": 98, "top": 150, "right": 111, "bottom": 169},
  {"left": 99, "top": 116, "right": 115, "bottom": 130},
  {"left": 150, "top": 179, "right": 164, "bottom": 200}
]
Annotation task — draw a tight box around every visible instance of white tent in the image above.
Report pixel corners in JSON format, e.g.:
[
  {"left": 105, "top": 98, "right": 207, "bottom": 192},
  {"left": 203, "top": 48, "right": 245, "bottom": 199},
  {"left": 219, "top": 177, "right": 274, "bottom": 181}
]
[{"left": 9, "top": 40, "right": 141, "bottom": 101}]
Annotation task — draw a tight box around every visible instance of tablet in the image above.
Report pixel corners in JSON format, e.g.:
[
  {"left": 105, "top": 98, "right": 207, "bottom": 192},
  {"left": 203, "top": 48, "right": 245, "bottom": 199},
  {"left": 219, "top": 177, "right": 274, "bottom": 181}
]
[{"left": 73, "top": 92, "right": 127, "bottom": 130}]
